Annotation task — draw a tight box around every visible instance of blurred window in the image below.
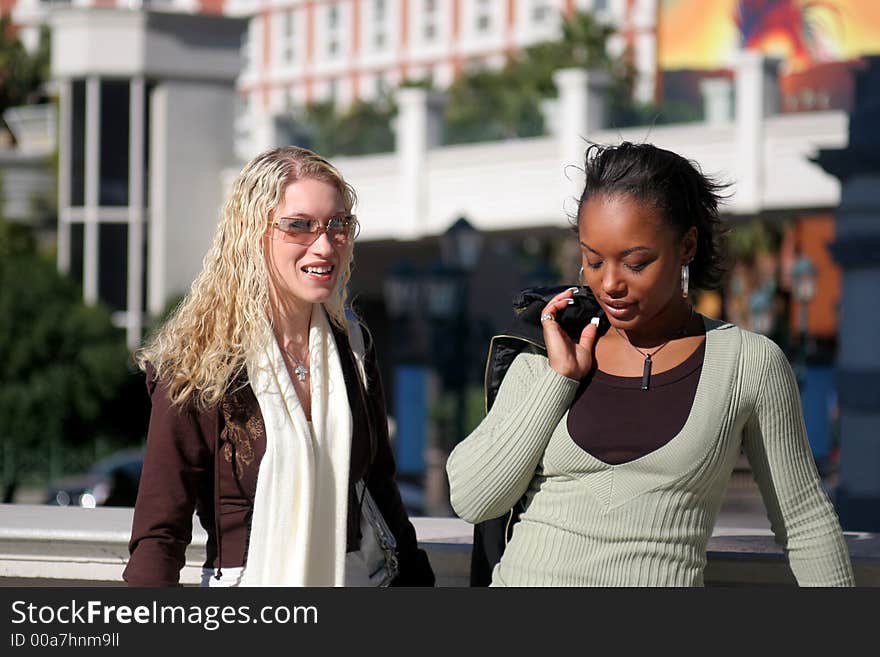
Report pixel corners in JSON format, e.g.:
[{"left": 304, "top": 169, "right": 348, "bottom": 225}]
[
  {"left": 99, "top": 80, "right": 130, "bottom": 207},
  {"left": 70, "top": 80, "right": 86, "bottom": 207}
]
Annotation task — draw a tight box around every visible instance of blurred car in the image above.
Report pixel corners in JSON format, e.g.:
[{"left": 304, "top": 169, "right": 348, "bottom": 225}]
[
  {"left": 45, "top": 446, "right": 426, "bottom": 513},
  {"left": 45, "top": 448, "right": 144, "bottom": 508}
]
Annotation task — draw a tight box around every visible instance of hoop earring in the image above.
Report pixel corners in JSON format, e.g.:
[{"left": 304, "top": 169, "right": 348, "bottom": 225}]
[
  {"left": 578, "top": 265, "right": 584, "bottom": 285},
  {"left": 681, "top": 264, "right": 690, "bottom": 299}
]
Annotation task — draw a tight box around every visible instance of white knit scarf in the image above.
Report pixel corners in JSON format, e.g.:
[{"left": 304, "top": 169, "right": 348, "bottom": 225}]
[{"left": 239, "top": 305, "right": 352, "bottom": 586}]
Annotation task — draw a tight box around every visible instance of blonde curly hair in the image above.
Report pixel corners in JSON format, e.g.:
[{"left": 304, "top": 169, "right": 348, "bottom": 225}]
[{"left": 136, "top": 146, "right": 357, "bottom": 409}]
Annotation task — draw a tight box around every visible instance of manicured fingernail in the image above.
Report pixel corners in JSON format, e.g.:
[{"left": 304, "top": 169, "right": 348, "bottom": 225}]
[
  {"left": 590, "top": 316, "right": 600, "bottom": 326},
  {"left": 567, "top": 287, "right": 579, "bottom": 293},
  {"left": 566, "top": 298, "right": 575, "bottom": 305}
]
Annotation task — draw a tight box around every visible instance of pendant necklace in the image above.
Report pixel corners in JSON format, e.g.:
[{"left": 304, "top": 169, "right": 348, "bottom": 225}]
[
  {"left": 283, "top": 344, "right": 309, "bottom": 382},
  {"left": 614, "top": 307, "right": 693, "bottom": 391}
]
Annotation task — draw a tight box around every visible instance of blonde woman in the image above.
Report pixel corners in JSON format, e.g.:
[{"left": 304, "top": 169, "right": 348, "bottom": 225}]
[{"left": 124, "top": 147, "right": 434, "bottom": 587}]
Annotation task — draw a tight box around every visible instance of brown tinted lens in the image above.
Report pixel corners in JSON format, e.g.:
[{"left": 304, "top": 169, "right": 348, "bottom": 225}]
[
  {"left": 328, "top": 227, "right": 349, "bottom": 244},
  {"left": 275, "top": 218, "right": 317, "bottom": 244},
  {"left": 274, "top": 217, "right": 357, "bottom": 245},
  {"left": 277, "top": 229, "right": 315, "bottom": 245},
  {"left": 328, "top": 218, "right": 357, "bottom": 244}
]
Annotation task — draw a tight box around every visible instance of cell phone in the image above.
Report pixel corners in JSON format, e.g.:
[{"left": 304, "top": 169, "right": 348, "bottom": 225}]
[{"left": 556, "top": 286, "right": 609, "bottom": 338}]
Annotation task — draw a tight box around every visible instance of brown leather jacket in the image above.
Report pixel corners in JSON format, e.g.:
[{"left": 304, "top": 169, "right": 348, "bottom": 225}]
[{"left": 123, "top": 322, "right": 434, "bottom": 586}]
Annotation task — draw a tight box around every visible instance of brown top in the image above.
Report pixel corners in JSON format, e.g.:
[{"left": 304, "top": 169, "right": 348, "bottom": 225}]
[
  {"left": 567, "top": 339, "right": 706, "bottom": 465},
  {"left": 123, "top": 322, "right": 433, "bottom": 587}
]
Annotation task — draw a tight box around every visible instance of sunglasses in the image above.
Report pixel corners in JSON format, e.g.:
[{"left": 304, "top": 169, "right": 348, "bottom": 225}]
[{"left": 270, "top": 214, "right": 360, "bottom": 246}]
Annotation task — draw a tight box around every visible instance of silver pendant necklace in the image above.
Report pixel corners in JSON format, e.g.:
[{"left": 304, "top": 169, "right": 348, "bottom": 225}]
[
  {"left": 614, "top": 307, "right": 693, "bottom": 391},
  {"left": 283, "top": 345, "right": 309, "bottom": 382},
  {"left": 291, "top": 358, "right": 308, "bottom": 382}
]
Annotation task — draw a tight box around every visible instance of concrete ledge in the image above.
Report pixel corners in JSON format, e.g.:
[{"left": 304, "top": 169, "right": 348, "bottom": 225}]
[
  {"left": 0, "top": 505, "right": 209, "bottom": 586},
  {"left": 704, "top": 529, "right": 880, "bottom": 586},
  {"left": 0, "top": 505, "right": 877, "bottom": 586}
]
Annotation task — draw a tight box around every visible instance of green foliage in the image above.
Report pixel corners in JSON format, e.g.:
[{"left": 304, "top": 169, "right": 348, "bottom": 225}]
[
  {"left": 0, "top": 17, "right": 50, "bottom": 118},
  {"left": 444, "top": 67, "right": 546, "bottom": 143},
  {"left": 611, "top": 97, "right": 702, "bottom": 128},
  {"left": 444, "top": 11, "right": 623, "bottom": 144},
  {"left": 428, "top": 385, "right": 486, "bottom": 454},
  {"left": 728, "top": 219, "right": 785, "bottom": 264},
  {"left": 289, "top": 10, "right": 700, "bottom": 154},
  {"left": 399, "top": 77, "right": 433, "bottom": 90},
  {"left": 0, "top": 217, "right": 132, "bottom": 490},
  {"left": 300, "top": 97, "right": 396, "bottom": 157},
  {"left": 444, "top": 10, "right": 701, "bottom": 143}
]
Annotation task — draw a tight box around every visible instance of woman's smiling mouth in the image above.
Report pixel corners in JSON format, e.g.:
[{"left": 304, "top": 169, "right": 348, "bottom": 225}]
[{"left": 302, "top": 264, "right": 334, "bottom": 281}]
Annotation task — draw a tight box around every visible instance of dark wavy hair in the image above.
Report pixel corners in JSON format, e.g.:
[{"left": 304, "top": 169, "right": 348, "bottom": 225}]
[{"left": 576, "top": 142, "right": 730, "bottom": 291}]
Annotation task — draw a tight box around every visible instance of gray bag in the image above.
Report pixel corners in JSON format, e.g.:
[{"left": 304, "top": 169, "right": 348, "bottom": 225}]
[{"left": 344, "top": 479, "right": 399, "bottom": 587}]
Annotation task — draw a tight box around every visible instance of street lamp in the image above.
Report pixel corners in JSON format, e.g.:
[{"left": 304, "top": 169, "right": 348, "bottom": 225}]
[
  {"left": 792, "top": 255, "right": 817, "bottom": 308},
  {"left": 382, "top": 259, "right": 429, "bottom": 502},
  {"left": 436, "top": 217, "right": 483, "bottom": 449},
  {"left": 428, "top": 217, "right": 483, "bottom": 515},
  {"left": 383, "top": 260, "right": 420, "bottom": 320},
  {"left": 748, "top": 286, "right": 774, "bottom": 336},
  {"left": 791, "top": 255, "right": 817, "bottom": 388},
  {"left": 380, "top": 218, "right": 483, "bottom": 516},
  {"left": 440, "top": 216, "right": 484, "bottom": 272},
  {"left": 423, "top": 262, "right": 459, "bottom": 320}
]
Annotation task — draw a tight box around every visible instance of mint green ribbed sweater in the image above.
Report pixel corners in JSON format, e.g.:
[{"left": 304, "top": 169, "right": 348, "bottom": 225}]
[{"left": 447, "top": 318, "right": 854, "bottom": 586}]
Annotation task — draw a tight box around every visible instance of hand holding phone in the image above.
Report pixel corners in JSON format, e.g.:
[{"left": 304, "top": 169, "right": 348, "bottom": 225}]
[{"left": 540, "top": 287, "right": 603, "bottom": 380}]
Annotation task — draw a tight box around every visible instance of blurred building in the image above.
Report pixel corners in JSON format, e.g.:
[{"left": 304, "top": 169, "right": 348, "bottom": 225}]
[
  {"left": 6, "top": 1, "right": 873, "bottom": 504},
  {"left": 10, "top": 0, "right": 225, "bottom": 52},
  {"left": 0, "top": 104, "right": 55, "bottom": 236},
  {"left": 332, "top": 54, "right": 851, "bottom": 499},
  {"left": 47, "top": 8, "right": 246, "bottom": 348},
  {"left": 227, "top": 0, "right": 659, "bottom": 158},
  {"left": 7, "top": 1, "right": 661, "bottom": 160}
]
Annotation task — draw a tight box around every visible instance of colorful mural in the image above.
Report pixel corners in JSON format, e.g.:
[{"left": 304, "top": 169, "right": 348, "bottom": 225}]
[
  {"left": 659, "top": 0, "right": 880, "bottom": 72},
  {"left": 659, "top": 0, "right": 880, "bottom": 112}
]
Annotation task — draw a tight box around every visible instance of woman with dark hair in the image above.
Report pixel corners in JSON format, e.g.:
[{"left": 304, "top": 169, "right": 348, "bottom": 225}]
[{"left": 447, "top": 142, "right": 853, "bottom": 586}]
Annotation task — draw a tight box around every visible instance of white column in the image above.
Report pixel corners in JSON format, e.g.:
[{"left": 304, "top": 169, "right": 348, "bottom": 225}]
[
  {"left": 553, "top": 68, "right": 610, "bottom": 213},
  {"left": 633, "top": 42, "right": 657, "bottom": 104},
  {"left": 632, "top": 13, "right": 657, "bottom": 105},
  {"left": 733, "top": 52, "right": 780, "bottom": 214},
  {"left": 127, "top": 77, "right": 146, "bottom": 350},
  {"left": 83, "top": 76, "right": 101, "bottom": 305},
  {"left": 394, "top": 87, "right": 445, "bottom": 239},
  {"left": 700, "top": 77, "right": 733, "bottom": 125},
  {"left": 247, "top": 113, "right": 278, "bottom": 156},
  {"left": 148, "top": 84, "right": 167, "bottom": 318},
  {"left": 56, "top": 79, "right": 72, "bottom": 275}
]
